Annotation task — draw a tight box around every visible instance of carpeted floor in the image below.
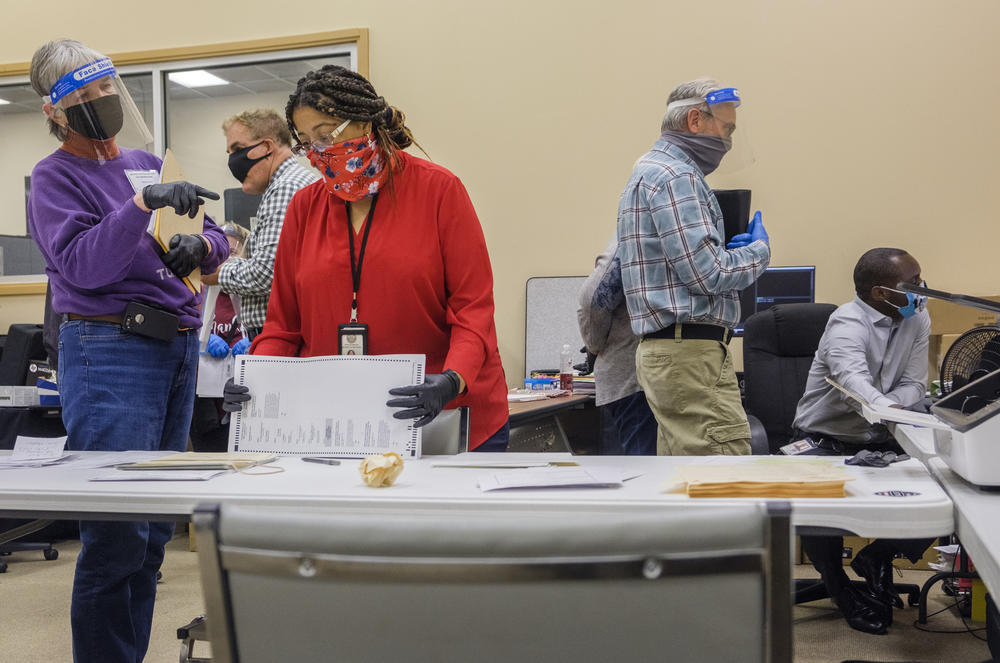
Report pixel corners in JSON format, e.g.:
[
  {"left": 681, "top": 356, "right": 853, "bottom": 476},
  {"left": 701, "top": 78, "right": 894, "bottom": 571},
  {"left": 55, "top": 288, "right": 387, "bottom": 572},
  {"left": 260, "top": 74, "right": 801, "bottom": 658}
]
[{"left": 0, "top": 531, "right": 992, "bottom": 662}]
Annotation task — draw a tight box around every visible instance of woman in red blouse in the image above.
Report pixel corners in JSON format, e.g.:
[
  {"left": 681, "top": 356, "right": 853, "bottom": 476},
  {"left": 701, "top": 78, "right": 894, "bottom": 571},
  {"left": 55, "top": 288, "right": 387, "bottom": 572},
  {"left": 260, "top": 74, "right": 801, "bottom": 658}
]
[{"left": 232, "top": 65, "right": 509, "bottom": 450}]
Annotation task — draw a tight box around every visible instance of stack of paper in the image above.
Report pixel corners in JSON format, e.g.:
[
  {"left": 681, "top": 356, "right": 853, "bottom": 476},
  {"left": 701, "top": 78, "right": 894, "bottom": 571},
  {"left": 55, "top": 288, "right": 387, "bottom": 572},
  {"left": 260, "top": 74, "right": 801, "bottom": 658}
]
[
  {"left": 0, "top": 436, "right": 74, "bottom": 468},
  {"left": 670, "top": 460, "right": 853, "bottom": 498},
  {"left": 114, "top": 451, "right": 277, "bottom": 471}
]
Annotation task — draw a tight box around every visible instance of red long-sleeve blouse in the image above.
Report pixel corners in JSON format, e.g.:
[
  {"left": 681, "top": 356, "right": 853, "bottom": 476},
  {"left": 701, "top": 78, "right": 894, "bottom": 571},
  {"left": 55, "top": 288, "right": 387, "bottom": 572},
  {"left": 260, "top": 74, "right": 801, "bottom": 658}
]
[{"left": 251, "top": 152, "right": 508, "bottom": 449}]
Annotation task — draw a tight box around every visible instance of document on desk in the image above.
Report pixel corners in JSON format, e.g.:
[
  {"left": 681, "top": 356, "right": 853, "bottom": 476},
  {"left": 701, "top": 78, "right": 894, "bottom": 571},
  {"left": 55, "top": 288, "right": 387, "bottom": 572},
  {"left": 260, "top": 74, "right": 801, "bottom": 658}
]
[
  {"left": 0, "top": 435, "right": 75, "bottom": 468},
  {"left": 230, "top": 354, "right": 425, "bottom": 458},
  {"left": 89, "top": 469, "right": 229, "bottom": 481},
  {"left": 477, "top": 466, "right": 630, "bottom": 491},
  {"left": 824, "top": 377, "right": 950, "bottom": 430}
]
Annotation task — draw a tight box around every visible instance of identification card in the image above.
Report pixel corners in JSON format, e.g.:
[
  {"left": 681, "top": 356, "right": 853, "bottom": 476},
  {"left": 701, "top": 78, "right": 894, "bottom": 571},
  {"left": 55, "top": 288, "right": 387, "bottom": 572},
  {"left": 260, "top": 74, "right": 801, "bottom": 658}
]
[
  {"left": 124, "top": 169, "right": 159, "bottom": 194},
  {"left": 338, "top": 323, "right": 369, "bottom": 355},
  {"left": 779, "top": 438, "right": 819, "bottom": 455}
]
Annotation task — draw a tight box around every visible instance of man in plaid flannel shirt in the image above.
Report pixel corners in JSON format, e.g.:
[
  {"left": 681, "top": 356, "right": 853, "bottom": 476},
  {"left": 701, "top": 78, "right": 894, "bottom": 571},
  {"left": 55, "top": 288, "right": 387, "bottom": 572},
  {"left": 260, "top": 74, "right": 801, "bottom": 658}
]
[
  {"left": 617, "top": 78, "right": 770, "bottom": 456},
  {"left": 204, "top": 109, "right": 319, "bottom": 339}
]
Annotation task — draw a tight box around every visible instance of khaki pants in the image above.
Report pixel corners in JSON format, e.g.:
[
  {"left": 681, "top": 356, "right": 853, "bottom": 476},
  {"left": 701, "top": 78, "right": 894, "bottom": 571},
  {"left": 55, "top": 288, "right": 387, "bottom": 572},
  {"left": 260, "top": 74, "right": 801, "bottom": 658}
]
[{"left": 635, "top": 335, "right": 751, "bottom": 456}]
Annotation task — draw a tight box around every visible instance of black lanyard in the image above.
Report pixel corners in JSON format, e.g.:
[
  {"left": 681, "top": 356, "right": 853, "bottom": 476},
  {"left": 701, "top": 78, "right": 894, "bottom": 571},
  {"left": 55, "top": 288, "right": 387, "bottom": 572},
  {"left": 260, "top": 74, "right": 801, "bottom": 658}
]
[{"left": 345, "top": 194, "right": 378, "bottom": 322}]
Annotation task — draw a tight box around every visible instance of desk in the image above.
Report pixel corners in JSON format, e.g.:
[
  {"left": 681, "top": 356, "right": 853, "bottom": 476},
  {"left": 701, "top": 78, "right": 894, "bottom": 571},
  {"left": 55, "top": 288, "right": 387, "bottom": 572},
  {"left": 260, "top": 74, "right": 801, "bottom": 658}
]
[
  {"left": 507, "top": 393, "right": 593, "bottom": 426},
  {"left": 927, "top": 457, "right": 1000, "bottom": 600},
  {"left": 0, "top": 453, "right": 953, "bottom": 539}
]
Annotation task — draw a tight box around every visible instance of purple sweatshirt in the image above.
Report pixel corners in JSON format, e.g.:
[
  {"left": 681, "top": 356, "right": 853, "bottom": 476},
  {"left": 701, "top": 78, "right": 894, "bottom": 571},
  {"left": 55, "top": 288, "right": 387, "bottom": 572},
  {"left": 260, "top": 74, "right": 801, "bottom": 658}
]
[{"left": 29, "top": 148, "right": 228, "bottom": 329}]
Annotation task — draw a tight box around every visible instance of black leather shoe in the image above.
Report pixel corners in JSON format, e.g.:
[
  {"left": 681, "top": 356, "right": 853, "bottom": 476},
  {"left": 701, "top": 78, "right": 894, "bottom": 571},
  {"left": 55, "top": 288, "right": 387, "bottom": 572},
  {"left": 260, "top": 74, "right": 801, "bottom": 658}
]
[
  {"left": 834, "top": 584, "right": 891, "bottom": 635},
  {"left": 851, "top": 549, "right": 903, "bottom": 608}
]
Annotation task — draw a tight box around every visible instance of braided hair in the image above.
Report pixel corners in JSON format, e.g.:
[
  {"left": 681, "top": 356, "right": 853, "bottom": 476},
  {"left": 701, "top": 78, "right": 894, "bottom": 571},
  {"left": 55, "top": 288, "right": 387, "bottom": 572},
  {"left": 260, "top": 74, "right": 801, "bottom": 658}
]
[{"left": 286, "top": 65, "right": 418, "bottom": 190}]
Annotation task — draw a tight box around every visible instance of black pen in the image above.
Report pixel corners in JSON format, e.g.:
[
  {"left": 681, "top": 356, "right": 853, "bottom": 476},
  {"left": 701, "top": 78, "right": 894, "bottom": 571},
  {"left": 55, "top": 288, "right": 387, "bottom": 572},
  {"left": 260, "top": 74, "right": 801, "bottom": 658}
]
[{"left": 301, "top": 457, "right": 341, "bottom": 465}]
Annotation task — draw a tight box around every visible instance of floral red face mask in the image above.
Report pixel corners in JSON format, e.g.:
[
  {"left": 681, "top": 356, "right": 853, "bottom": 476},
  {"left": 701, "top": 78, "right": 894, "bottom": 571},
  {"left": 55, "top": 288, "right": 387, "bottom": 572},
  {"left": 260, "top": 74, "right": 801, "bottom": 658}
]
[{"left": 307, "top": 134, "right": 387, "bottom": 201}]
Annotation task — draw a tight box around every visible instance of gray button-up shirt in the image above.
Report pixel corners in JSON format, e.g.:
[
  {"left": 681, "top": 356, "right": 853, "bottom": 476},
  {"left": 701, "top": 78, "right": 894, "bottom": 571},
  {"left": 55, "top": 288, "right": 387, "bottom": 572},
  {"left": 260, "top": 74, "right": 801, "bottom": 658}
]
[{"left": 793, "top": 297, "right": 930, "bottom": 443}]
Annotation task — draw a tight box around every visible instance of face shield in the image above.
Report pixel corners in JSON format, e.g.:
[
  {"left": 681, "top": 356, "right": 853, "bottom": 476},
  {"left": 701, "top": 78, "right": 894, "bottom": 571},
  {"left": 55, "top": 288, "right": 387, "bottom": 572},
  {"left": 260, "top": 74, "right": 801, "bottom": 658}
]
[
  {"left": 665, "top": 87, "right": 755, "bottom": 176},
  {"left": 48, "top": 57, "right": 153, "bottom": 155}
]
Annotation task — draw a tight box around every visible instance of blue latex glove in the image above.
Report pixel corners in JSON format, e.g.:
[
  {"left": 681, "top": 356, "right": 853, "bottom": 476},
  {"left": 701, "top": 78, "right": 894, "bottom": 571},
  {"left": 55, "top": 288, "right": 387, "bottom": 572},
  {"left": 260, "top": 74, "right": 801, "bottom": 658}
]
[
  {"left": 231, "top": 338, "right": 251, "bottom": 357},
  {"left": 205, "top": 334, "right": 229, "bottom": 358},
  {"left": 726, "top": 211, "right": 769, "bottom": 249}
]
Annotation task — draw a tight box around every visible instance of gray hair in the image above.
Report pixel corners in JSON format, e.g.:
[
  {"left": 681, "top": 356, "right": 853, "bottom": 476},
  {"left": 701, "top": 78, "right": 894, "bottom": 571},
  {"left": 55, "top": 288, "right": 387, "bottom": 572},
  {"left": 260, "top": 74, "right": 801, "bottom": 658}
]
[
  {"left": 660, "top": 77, "right": 724, "bottom": 134},
  {"left": 30, "top": 39, "right": 107, "bottom": 141}
]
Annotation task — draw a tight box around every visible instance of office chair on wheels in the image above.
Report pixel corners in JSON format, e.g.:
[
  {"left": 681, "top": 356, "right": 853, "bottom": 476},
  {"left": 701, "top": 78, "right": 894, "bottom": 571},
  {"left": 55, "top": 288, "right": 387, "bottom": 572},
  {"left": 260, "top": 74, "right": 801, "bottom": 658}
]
[
  {"left": 194, "top": 501, "right": 793, "bottom": 663},
  {"left": 742, "top": 303, "right": 920, "bottom": 608}
]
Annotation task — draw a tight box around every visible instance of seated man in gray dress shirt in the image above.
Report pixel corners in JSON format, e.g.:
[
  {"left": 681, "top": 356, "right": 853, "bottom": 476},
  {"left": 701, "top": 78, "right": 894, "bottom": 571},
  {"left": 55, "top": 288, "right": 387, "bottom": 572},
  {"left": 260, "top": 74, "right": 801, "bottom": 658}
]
[{"left": 792, "top": 247, "right": 934, "bottom": 635}]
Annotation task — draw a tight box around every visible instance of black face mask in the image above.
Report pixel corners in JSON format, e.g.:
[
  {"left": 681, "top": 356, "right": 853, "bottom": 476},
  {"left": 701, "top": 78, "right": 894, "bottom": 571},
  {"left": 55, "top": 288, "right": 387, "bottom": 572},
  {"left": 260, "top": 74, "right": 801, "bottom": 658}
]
[
  {"left": 228, "top": 142, "right": 271, "bottom": 183},
  {"left": 64, "top": 94, "right": 124, "bottom": 140}
]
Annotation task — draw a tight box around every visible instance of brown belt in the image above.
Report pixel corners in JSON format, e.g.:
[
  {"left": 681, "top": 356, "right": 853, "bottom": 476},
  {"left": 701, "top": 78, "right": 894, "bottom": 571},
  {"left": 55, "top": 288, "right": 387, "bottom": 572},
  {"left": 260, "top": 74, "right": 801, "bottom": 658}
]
[{"left": 66, "top": 313, "right": 123, "bottom": 324}]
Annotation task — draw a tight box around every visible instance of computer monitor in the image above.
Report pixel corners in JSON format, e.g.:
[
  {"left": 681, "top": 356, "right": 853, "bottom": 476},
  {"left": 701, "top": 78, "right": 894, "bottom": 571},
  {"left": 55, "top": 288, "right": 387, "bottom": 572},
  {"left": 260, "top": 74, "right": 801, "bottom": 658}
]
[{"left": 733, "top": 266, "right": 816, "bottom": 336}]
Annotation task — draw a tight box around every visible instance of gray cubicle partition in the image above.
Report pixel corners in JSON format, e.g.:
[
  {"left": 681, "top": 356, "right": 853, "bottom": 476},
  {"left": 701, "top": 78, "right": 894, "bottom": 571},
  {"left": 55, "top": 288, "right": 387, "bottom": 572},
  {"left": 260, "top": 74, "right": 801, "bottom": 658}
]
[
  {"left": 0, "top": 235, "right": 46, "bottom": 276},
  {"left": 524, "top": 276, "right": 586, "bottom": 379}
]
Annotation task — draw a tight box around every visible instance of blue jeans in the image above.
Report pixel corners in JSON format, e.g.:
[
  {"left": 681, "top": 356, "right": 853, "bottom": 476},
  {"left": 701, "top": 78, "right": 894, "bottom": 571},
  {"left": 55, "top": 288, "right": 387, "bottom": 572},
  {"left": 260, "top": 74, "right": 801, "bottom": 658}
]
[
  {"left": 602, "top": 391, "right": 657, "bottom": 455},
  {"left": 58, "top": 321, "right": 199, "bottom": 663}
]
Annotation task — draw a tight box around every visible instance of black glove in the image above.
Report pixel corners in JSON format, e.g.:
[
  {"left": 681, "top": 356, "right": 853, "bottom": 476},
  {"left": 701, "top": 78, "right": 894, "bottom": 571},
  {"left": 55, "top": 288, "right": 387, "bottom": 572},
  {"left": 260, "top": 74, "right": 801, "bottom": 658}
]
[
  {"left": 222, "top": 377, "right": 251, "bottom": 413},
  {"left": 573, "top": 346, "right": 596, "bottom": 375},
  {"left": 162, "top": 234, "right": 207, "bottom": 277},
  {"left": 386, "top": 370, "right": 462, "bottom": 427},
  {"left": 844, "top": 449, "right": 910, "bottom": 468},
  {"left": 142, "top": 181, "right": 220, "bottom": 219}
]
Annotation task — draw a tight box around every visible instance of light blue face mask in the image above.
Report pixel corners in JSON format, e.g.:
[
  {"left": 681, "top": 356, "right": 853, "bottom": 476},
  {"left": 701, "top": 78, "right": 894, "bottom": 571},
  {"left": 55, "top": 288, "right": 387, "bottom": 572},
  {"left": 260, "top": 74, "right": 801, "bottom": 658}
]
[{"left": 883, "top": 283, "right": 927, "bottom": 318}]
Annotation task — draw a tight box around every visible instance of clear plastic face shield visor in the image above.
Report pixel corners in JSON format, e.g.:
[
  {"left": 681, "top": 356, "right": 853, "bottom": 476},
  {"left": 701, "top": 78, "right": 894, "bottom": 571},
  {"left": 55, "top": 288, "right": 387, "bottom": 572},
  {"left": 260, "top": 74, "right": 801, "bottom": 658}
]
[
  {"left": 665, "top": 87, "right": 755, "bottom": 176},
  {"left": 47, "top": 57, "right": 153, "bottom": 157}
]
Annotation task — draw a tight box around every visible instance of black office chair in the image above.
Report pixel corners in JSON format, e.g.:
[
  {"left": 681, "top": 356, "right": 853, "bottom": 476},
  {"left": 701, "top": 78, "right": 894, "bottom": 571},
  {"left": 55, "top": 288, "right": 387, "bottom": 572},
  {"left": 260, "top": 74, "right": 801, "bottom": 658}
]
[
  {"left": 0, "top": 322, "right": 68, "bottom": 572},
  {"left": 743, "top": 303, "right": 838, "bottom": 454},
  {"left": 742, "top": 302, "right": 920, "bottom": 608}
]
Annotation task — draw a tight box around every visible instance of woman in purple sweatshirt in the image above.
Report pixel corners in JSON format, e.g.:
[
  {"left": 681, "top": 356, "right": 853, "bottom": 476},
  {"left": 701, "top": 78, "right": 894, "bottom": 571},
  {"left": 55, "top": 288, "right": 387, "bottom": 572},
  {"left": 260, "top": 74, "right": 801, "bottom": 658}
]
[{"left": 27, "top": 39, "right": 227, "bottom": 663}]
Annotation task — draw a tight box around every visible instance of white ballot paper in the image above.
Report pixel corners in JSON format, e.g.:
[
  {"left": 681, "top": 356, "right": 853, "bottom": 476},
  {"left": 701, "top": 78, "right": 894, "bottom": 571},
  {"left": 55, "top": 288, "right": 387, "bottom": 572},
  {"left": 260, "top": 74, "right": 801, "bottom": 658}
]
[
  {"left": 824, "top": 377, "right": 950, "bottom": 430},
  {"left": 477, "top": 466, "right": 628, "bottom": 491},
  {"left": 197, "top": 355, "right": 234, "bottom": 398},
  {"left": 230, "top": 354, "right": 425, "bottom": 458}
]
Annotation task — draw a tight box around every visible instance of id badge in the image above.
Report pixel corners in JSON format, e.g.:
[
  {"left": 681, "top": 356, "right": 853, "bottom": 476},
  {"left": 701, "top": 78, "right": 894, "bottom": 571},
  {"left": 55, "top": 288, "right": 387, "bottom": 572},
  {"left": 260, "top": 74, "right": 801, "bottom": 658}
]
[
  {"left": 779, "top": 438, "right": 818, "bottom": 455},
  {"left": 338, "top": 323, "right": 369, "bottom": 355}
]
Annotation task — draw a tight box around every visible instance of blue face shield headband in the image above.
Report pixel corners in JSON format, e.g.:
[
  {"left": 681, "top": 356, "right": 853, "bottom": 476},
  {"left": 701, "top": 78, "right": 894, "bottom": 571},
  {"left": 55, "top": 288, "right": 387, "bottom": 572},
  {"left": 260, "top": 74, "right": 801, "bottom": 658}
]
[{"left": 48, "top": 58, "right": 116, "bottom": 105}]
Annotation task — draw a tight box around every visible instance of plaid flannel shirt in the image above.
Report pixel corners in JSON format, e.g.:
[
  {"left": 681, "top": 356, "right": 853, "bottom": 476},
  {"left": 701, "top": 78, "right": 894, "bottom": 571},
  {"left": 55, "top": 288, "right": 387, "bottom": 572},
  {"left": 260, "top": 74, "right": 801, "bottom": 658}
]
[
  {"left": 218, "top": 157, "right": 319, "bottom": 329},
  {"left": 616, "top": 139, "right": 770, "bottom": 336}
]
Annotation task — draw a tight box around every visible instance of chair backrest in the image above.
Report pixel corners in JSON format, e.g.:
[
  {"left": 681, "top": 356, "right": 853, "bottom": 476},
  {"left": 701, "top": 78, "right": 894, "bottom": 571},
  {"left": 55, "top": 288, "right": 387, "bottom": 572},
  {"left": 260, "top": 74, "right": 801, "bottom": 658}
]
[
  {"left": 194, "top": 501, "right": 792, "bottom": 663},
  {"left": 420, "top": 406, "right": 469, "bottom": 455},
  {"left": 0, "top": 324, "right": 46, "bottom": 386},
  {"left": 743, "top": 303, "right": 837, "bottom": 452}
]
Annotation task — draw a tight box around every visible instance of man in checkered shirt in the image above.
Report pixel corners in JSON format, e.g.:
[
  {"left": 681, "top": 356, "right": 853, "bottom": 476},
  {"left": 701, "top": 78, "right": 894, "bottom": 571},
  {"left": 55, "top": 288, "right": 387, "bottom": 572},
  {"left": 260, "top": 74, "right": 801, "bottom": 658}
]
[
  {"left": 617, "top": 78, "right": 770, "bottom": 456},
  {"left": 204, "top": 109, "right": 319, "bottom": 340}
]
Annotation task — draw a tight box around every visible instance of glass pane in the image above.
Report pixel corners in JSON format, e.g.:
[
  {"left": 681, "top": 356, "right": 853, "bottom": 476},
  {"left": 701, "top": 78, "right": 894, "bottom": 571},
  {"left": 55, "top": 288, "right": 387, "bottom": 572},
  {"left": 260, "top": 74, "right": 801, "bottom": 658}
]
[
  {"left": 164, "top": 54, "right": 351, "bottom": 225},
  {"left": 0, "top": 82, "right": 56, "bottom": 240},
  {"left": 0, "top": 74, "right": 154, "bottom": 244}
]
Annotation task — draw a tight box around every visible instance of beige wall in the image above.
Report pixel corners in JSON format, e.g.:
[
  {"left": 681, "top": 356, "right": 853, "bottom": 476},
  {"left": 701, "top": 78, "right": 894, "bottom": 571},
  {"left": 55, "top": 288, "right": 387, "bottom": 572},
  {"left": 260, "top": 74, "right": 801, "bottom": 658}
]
[{"left": 2, "top": 0, "right": 998, "bottom": 382}]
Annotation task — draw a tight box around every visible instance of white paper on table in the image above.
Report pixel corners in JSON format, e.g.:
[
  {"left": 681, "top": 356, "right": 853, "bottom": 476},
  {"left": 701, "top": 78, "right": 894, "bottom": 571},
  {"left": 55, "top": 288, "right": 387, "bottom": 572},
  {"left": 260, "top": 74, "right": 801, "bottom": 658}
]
[
  {"left": 230, "top": 354, "right": 425, "bottom": 458},
  {"left": 824, "top": 377, "right": 950, "bottom": 430},
  {"left": 477, "top": 466, "right": 628, "bottom": 491},
  {"left": 9, "top": 435, "right": 67, "bottom": 460},
  {"left": 89, "top": 469, "right": 229, "bottom": 481},
  {"left": 68, "top": 451, "right": 170, "bottom": 470},
  {"left": 196, "top": 355, "right": 235, "bottom": 397}
]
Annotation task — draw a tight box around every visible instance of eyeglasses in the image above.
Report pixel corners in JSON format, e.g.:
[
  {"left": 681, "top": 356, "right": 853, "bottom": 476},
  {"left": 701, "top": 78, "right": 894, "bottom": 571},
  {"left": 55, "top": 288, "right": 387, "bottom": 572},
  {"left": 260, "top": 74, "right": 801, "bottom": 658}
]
[
  {"left": 700, "top": 109, "right": 736, "bottom": 138},
  {"left": 292, "top": 119, "right": 351, "bottom": 156}
]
